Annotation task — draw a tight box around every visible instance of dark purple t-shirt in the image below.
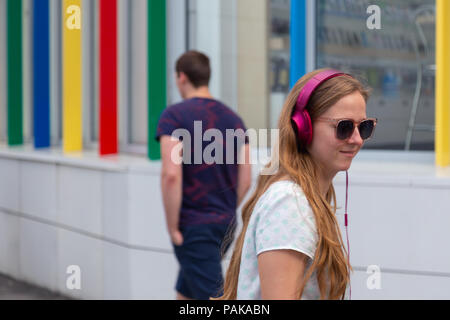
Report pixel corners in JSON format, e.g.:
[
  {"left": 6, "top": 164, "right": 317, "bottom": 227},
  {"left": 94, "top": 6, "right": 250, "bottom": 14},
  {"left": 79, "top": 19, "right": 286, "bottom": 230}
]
[{"left": 155, "top": 97, "right": 249, "bottom": 228}]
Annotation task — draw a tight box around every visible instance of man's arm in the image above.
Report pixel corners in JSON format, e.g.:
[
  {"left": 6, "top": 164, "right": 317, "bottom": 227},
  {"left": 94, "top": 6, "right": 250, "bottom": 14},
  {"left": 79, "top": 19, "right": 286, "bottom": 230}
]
[
  {"left": 160, "top": 135, "right": 183, "bottom": 245},
  {"left": 237, "top": 143, "right": 252, "bottom": 208}
]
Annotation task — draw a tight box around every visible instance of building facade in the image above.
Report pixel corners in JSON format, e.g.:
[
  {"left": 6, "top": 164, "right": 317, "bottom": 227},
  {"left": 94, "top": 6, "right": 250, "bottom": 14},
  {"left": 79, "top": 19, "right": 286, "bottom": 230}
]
[{"left": 0, "top": 0, "right": 450, "bottom": 299}]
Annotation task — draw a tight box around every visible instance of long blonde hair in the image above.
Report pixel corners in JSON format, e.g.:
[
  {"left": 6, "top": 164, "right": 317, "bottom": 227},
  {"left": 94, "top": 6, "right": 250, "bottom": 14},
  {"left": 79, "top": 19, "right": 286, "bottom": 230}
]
[{"left": 218, "top": 69, "right": 370, "bottom": 300}]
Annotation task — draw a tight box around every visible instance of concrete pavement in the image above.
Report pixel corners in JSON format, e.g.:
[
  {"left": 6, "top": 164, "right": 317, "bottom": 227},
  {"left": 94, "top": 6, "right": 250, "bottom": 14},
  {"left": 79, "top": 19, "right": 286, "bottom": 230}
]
[{"left": 0, "top": 273, "right": 70, "bottom": 300}]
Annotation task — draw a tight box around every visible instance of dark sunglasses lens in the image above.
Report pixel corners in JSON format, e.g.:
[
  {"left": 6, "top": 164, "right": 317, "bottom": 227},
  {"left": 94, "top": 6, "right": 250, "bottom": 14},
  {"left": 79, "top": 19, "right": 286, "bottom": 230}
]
[
  {"left": 359, "top": 120, "right": 375, "bottom": 140},
  {"left": 337, "top": 120, "right": 354, "bottom": 140}
]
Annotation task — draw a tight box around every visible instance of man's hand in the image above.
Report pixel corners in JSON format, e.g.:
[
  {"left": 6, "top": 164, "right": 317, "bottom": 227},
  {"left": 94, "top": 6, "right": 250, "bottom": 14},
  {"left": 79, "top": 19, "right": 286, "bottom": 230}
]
[{"left": 170, "top": 229, "right": 184, "bottom": 246}]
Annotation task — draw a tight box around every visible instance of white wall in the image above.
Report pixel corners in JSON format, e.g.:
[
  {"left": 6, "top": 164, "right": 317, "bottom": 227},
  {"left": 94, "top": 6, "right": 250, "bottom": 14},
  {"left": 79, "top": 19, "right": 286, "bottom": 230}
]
[
  {"left": 0, "top": 147, "right": 178, "bottom": 299},
  {"left": 0, "top": 148, "right": 449, "bottom": 299},
  {"left": 334, "top": 151, "right": 450, "bottom": 299}
]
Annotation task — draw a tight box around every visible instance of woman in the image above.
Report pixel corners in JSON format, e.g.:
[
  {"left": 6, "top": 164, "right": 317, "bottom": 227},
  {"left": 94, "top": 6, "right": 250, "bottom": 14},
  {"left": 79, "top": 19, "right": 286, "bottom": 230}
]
[{"left": 218, "top": 69, "right": 376, "bottom": 300}]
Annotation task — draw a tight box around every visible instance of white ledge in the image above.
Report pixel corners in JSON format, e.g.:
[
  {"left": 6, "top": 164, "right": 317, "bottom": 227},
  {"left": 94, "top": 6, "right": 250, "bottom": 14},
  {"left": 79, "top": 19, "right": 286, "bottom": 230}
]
[
  {"left": 0, "top": 144, "right": 161, "bottom": 174},
  {"left": 1, "top": 145, "right": 449, "bottom": 186},
  {"left": 335, "top": 150, "right": 450, "bottom": 188}
]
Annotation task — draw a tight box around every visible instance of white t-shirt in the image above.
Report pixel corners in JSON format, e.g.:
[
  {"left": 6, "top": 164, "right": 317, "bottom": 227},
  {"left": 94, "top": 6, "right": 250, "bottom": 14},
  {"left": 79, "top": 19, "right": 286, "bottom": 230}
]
[{"left": 236, "top": 180, "right": 321, "bottom": 300}]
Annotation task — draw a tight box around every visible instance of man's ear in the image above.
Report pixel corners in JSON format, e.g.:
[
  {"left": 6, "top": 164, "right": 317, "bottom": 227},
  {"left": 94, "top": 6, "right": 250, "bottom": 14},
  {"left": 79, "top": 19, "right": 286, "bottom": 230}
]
[{"left": 178, "top": 72, "right": 187, "bottom": 84}]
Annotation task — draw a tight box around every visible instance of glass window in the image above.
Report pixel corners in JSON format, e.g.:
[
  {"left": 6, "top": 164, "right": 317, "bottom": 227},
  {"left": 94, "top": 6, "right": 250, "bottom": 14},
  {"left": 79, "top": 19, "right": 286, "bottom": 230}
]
[
  {"left": 129, "top": 0, "right": 148, "bottom": 146},
  {"left": 269, "top": 0, "right": 291, "bottom": 129},
  {"left": 86, "top": 0, "right": 98, "bottom": 146},
  {"left": 83, "top": 0, "right": 149, "bottom": 153},
  {"left": 316, "top": 0, "right": 436, "bottom": 151},
  {"left": 50, "top": 0, "right": 62, "bottom": 147},
  {"left": 23, "top": 0, "right": 33, "bottom": 144}
]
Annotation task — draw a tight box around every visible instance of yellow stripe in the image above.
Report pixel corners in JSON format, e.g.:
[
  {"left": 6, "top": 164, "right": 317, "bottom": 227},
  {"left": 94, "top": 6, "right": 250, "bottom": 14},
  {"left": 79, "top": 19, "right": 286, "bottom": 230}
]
[
  {"left": 62, "top": 0, "right": 82, "bottom": 152},
  {"left": 436, "top": 0, "right": 450, "bottom": 167}
]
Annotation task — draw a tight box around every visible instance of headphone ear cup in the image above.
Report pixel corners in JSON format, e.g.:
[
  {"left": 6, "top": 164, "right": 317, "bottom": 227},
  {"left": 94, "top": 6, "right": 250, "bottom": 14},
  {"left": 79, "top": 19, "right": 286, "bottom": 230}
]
[
  {"left": 291, "top": 69, "right": 348, "bottom": 148},
  {"left": 291, "top": 109, "right": 313, "bottom": 147}
]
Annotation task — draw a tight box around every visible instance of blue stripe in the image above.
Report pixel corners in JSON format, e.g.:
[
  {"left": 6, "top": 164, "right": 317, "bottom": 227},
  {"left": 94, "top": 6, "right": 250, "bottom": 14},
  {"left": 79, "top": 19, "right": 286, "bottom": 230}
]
[
  {"left": 33, "top": 0, "right": 50, "bottom": 148},
  {"left": 290, "top": 0, "right": 307, "bottom": 89}
]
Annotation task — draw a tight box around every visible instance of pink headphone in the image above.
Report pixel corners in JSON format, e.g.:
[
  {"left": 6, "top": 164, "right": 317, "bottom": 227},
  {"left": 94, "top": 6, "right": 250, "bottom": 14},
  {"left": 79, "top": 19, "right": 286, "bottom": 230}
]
[{"left": 291, "top": 69, "right": 349, "bottom": 146}]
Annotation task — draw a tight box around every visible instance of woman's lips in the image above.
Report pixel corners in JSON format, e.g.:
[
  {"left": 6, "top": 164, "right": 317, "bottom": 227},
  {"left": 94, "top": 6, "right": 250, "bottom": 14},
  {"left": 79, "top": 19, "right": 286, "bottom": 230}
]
[{"left": 340, "top": 151, "right": 356, "bottom": 157}]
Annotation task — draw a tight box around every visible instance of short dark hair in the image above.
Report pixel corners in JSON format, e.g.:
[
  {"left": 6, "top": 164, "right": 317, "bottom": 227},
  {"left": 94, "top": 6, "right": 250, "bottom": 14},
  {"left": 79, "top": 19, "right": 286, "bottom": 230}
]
[{"left": 175, "top": 51, "right": 211, "bottom": 88}]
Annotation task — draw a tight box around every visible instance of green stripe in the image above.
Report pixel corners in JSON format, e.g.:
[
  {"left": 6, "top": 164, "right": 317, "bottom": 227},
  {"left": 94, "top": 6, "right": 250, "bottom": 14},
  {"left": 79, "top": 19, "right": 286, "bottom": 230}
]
[
  {"left": 7, "top": 0, "right": 23, "bottom": 146},
  {"left": 148, "top": 0, "right": 166, "bottom": 160}
]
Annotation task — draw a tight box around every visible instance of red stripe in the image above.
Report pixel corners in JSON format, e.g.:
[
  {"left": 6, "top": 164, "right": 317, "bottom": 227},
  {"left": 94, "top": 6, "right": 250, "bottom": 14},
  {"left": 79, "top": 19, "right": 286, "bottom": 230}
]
[{"left": 99, "top": 0, "right": 118, "bottom": 155}]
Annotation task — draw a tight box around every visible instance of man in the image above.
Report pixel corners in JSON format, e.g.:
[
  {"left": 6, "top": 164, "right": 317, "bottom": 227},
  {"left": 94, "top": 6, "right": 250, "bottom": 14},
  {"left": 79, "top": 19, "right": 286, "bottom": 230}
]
[{"left": 155, "top": 51, "right": 252, "bottom": 300}]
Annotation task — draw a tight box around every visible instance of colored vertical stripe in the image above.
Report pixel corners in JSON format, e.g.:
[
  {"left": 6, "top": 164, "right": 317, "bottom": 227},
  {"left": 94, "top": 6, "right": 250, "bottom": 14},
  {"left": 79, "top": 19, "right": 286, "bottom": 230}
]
[
  {"left": 290, "top": 0, "right": 307, "bottom": 89},
  {"left": 63, "top": 0, "right": 82, "bottom": 152},
  {"left": 148, "top": 0, "right": 166, "bottom": 160},
  {"left": 436, "top": 0, "right": 450, "bottom": 166},
  {"left": 99, "top": 0, "right": 118, "bottom": 155},
  {"left": 33, "top": 0, "right": 50, "bottom": 148},
  {"left": 7, "top": 0, "right": 23, "bottom": 146},
  {"left": 0, "top": 0, "right": 7, "bottom": 142}
]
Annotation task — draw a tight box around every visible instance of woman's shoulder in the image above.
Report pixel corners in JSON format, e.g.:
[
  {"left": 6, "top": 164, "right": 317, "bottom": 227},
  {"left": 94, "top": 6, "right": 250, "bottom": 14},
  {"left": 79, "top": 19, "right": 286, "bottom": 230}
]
[
  {"left": 262, "top": 179, "right": 305, "bottom": 198},
  {"left": 255, "top": 179, "right": 308, "bottom": 213},
  {"left": 250, "top": 179, "right": 318, "bottom": 257}
]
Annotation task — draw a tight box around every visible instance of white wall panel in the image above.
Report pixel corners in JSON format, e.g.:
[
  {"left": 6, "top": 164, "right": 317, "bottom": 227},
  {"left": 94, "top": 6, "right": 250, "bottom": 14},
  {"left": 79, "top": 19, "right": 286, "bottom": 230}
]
[
  {"left": 103, "top": 242, "right": 131, "bottom": 299},
  {"left": 20, "top": 161, "right": 57, "bottom": 222},
  {"left": 57, "top": 228, "right": 104, "bottom": 299},
  {"left": 335, "top": 181, "right": 450, "bottom": 274},
  {"left": 102, "top": 171, "right": 129, "bottom": 244},
  {"left": 127, "top": 172, "right": 171, "bottom": 250},
  {"left": 0, "top": 210, "right": 20, "bottom": 278},
  {"left": 0, "top": 158, "right": 20, "bottom": 211},
  {"left": 350, "top": 269, "right": 450, "bottom": 300},
  {"left": 19, "top": 218, "right": 58, "bottom": 292},
  {"left": 58, "top": 166, "right": 102, "bottom": 235},
  {"left": 129, "top": 249, "right": 178, "bottom": 299}
]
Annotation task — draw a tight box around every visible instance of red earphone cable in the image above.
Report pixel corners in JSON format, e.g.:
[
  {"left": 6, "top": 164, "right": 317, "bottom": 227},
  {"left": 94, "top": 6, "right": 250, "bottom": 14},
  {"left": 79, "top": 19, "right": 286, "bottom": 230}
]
[{"left": 345, "top": 170, "right": 351, "bottom": 300}]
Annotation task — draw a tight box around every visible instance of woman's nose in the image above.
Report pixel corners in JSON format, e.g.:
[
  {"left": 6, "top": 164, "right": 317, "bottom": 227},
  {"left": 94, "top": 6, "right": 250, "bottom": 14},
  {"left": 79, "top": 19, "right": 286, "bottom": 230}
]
[{"left": 348, "top": 125, "right": 364, "bottom": 146}]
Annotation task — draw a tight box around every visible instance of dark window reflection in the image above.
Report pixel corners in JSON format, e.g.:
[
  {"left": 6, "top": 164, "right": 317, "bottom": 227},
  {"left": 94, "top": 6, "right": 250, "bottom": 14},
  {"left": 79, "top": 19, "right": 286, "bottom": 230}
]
[
  {"left": 269, "top": 0, "right": 290, "bottom": 129},
  {"left": 317, "top": 0, "right": 436, "bottom": 151}
]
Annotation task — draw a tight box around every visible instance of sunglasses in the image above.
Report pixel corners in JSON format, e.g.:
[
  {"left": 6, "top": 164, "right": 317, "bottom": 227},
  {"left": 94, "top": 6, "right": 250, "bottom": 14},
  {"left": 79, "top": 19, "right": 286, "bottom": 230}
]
[{"left": 316, "top": 117, "right": 378, "bottom": 141}]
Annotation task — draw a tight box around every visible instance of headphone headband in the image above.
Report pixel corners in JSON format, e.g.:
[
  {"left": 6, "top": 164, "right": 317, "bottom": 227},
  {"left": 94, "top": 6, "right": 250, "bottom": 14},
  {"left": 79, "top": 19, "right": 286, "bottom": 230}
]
[{"left": 295, "top": 69, "right": 348, "bottom": 111}]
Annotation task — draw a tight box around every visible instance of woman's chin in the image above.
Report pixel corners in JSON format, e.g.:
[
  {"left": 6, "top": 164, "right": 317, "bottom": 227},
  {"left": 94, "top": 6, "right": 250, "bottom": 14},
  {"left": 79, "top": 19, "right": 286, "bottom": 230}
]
[{"left": 338, "top": 160, "right": 352, "bottom": 172}]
